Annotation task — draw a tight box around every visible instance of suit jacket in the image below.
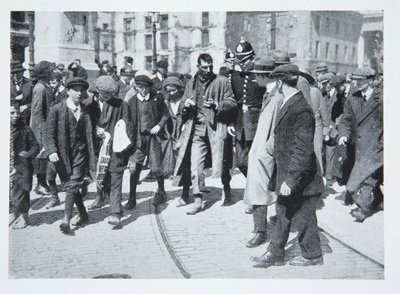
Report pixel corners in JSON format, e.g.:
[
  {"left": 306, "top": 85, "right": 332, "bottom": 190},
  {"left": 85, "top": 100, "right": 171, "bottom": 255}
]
[
  {"left": 338, "top": 88, "right": 383, "bottom": 193},
  {"left": 45, "top": 100, "right": 97, "bottom": 176},
  {"left": 11, "top": 77, "right": 33, "bottom": 125},
  {"left": 269, "top": 91, "right": 324, "bottom": 196}
]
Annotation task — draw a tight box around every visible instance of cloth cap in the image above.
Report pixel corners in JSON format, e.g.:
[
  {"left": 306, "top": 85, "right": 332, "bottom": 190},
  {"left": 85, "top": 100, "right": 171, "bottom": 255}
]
[
  {"left": 299, "top": 69, "right": 316, "bottom": 85},
  {"left": 318, "top": 72, "right": 335, "bottom": 84},
  {"left": 11, "top": 60, "right": 26, "bottom": 73},
  {"left": 135, "top": 74, "right": 153, "bottom": 87},
  {"left": 270, "top": 50, "right": 291, "bottom": 65},
  {"left": 96, "top": 76, "right": 119, "bottom": 93},
  {"left": 163, "top": 76, "right": 184, "bottom": 89},
  {"left": 156, "top": 60, "right": 169, "bottom": 69},
  {"left": 251, "top": 56, "right": 275, "bottom": 74},
  {"left": 315, "top": 62, "right": 329, "bottom": 73},
  {"left": 270, "top": 64, "right": 300, "bottom": 80},
  {"left": 329, "top": 74, "right": 346, "bottom": 85},
  {"left": 120, "top": 68, "right": 136, "bottom": 77},
  {"left": 235, "top": 38, "right": 255, "bottom": 61},
  {"left": 65, "top": 77, "right": 89, "bottom": 90},
  {"left": 351, "top": 67, "right": 376, "bottom": 79},
  {"left": 225, "top": 49, "right": 236, "bottom": 62}
]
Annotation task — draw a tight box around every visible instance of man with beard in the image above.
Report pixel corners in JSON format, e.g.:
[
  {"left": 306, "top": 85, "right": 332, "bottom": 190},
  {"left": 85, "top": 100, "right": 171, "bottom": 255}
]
[
  {"left": 173, "top": 53, "right": 237, "bottom": 214},
  {"left": 338, "top": 67, "right": 383, "bottom": 222}
]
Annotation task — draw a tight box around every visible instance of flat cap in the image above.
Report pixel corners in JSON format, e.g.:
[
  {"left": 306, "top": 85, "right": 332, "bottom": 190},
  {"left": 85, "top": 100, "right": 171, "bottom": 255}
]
[
  {"left": 299, "top": 69, "right": 315, "bottom": 85},
  {"left": 318, "top": 72, "right": 335, "bottom": 84},
  {"left": 351, "top": 67, "right": 375, "bottom": 79},
  {"left": 270, "top": 64, "right": 300, "bottom": 79},
  {"left": 96, "top": 76, "right": 118, "bottom": 93},
  {"left": 135, "top": 74, "right": 153, "bottom": 87},
  {"left": 329, "top": 74, "right": 346, "bottom": 85},
  {"left": 270, "top": 50, "right": 290, "bottom": 65},
  {"left": 251, "top": 56, "right": 275, "bottom": 74},
  {"left": 156, "top": 60, "right": 169, "bottom": 69},
  {"left": 65, "top": 77, "right": 89, "bottom": 90},
  {"left": 163, "top": 76, "right": 184, "bottom": 89},
  {"left": 315, "top": 62, "right": 328, "bottom": 73},
  {"left": 235, "top": 37, "right": 255, "bottom": 61},
  {"left": 120, "top": 68, "right": 136, "bottom": 77}
]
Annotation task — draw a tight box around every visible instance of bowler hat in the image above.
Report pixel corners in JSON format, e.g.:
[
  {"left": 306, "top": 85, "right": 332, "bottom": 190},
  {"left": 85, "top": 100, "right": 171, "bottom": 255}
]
[
  {"left": 65, "top": 77, "right": 89, "bottom": 90},
  {"left": 315, "top": 62, "right": 329, "bottom": 73},
  {"left": 251, "top": 56, "right": 275, "bottom": 74},
  {"left": 329, "top": 74, "right": 346, "bottom": 85},
  {"left": 270, "top": 50, "right": 291, "bottom": 65},
  {"left": 235, "top": 38, "right": 255, "bottom": 61},
  {"left": 270, "top": 64, "right": 300, "bottom": 79},
  {"left": 319, "top": 72, "right": 335, "bottom": 84},
  {"left": 163, "top": 76, "right": 184, "bottom": 89},
  {"left": 135, "top": 75, "right": 153, "bottom": 87},
  {"left": 11, "top": 60, "right": 26, "bottom": 73},
  {"left": 299, "top": 69, "right": 316, "bottom": 85},
  {"left": 351, "top": 67, "right": 375, "bottom": 80}
]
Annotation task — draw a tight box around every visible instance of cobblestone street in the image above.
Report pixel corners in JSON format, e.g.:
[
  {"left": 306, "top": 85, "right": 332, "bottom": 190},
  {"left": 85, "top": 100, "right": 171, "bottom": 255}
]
[{"left": 9, "top": 170, "right": 384, "bottom": 279}]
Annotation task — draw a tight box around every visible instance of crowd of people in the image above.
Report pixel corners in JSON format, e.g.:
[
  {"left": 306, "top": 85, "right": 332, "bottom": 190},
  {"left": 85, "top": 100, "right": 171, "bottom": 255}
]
[{"left": 10, "top": 38, "right": 383, "bottom": 267}]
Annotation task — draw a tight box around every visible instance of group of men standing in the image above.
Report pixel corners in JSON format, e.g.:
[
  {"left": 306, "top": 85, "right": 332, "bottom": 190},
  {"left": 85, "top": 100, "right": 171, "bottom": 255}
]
[{"left": 10, "top": 37, "right": 383, "bottom": 267}]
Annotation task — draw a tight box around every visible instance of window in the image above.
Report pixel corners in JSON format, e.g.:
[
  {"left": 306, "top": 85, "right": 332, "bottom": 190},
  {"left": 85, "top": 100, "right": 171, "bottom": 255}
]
[
  {"left": 315, "top": 41, "right": 320, "bottom": 58},
  {"left": 145, "top": 34, "right": 152, "bottom": 50},
  {"left": 315, "top": 14, "right": 321, "bottom": 34},
  {"left": 145, "top": 56, "right": 153, "bottom": 71},
  {"left": 161, "top": 32, "right": 168, "bottom": 50},
  {"left": 202, "top": 30, "right": 210, "bottom": 47},
  {"left": 145, "top": 16, "right": 152, "bottom": 29},
  {"left": 202, "top": 12, "right": 209, "bottom": 26},
  {"left": 243, "top": 19, "right": 251, "bottom": 32},
  {"left": 160, "top": 14, "right": 168, "bottom": 29},
  {"left": 325, "top": 42, "right": 330, "bottom": 60},
  {"left": 326, "top": 17, "right": 330, "bottom": 35},
  {"left": 102, "top": 23, "right": 109, "bottom": 31},
  {"left": 344, "top": 46, "right": 348, "bottom": 62},
  {"left": 335, "top": 44, "right": 339, "bottom": 61},
  {"left": 352, "top": 47, "right": 357, "bottom": 64},
  {"left": 335, "top": 20, "right": 340, "bottom": 36},
  {"left": 124, "top": 18, "right": 133, "bottom": 31}
]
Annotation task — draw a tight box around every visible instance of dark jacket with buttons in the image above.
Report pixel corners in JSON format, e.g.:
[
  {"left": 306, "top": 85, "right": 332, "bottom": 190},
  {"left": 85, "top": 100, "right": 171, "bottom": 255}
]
[{"left": 338, "top": 88, "right": 383, "bottom": 193}]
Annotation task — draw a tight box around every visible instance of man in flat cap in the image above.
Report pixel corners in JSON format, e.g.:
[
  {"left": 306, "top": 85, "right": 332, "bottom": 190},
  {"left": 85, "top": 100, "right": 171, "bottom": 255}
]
[
  {"left": 10, "top": 60, "right": 33, "bottom": 127},
  {"left": 88, "top": 76, "right": 133, "bottom": 227},
  {"left": 173, "top": 53, "right": 237, "bottom": 214},
  {"left": 252, "top": 64, "right": 324, "bottom": 267},
  {"left": 230, "top": 38, "right": 265, "bottom": 183},
  {"left": 68, "top": 58, "right": 88, "bottom": 80},
  {"left": 152, "top": 59, "right": 169, "bottom": 95},
  {"left": 45, "top": 77, "right": 96, "bottom": 233},
  {"left": 30, "top": 61, "right": 55, "bottom": 198},
  {"left": 314, "top": 62, "right": 329, "bottom": 81},
  {"left": 124, "top": 73, "right": 169, "bottom": 210},
  {"left": 118, "top": 68, "right": 136, "bottom": 100},
  {"left": 338, "top": 67, "right": 383, "bottom": 222},
  {"left": 49, "top": 71, "right": 68, "bottom": 104}
]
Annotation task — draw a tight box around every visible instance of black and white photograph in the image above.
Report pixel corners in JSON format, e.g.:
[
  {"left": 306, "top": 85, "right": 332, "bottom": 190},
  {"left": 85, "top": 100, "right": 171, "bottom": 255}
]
[{"left": 3, "top": 0, "right": 399, "bottom": 293}]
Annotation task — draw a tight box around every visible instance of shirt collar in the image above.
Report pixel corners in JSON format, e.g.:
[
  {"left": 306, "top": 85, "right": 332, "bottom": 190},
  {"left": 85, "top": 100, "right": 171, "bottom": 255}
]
[
  {"left": 137, "top": 93, "right": 150, "bottom": 102},
  {"left": 66, "top": 97, "right": 81, "bottom": 111},
  {"left": 329, "top": 88, "right": 336, "bottom": 97},
  {"left": 363, "top": 87, "right": 374, "bottom": 101},
  {"left": 156, "top": 72, "right": 163, "bottom": 81}
]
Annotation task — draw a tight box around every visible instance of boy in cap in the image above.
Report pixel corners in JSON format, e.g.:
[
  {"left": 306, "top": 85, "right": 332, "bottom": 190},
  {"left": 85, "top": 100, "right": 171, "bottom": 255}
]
[
  {"left": 125, "top": 74, "right": 169, "bottom": 209},
  {"left": 10, "top": 103, "right": 40, "bottom": 229},
  {"left": 152, "top": 60, "right": 169, "bottom": 95},
  {"left": 338, "top": 67, "right": 383, "bottom": 222},
  {"left": 252, "top": 64, "right": 324, "bottom": 267},
  {"left": 45, "top": 77, "right": 97, "bottom": 233}
]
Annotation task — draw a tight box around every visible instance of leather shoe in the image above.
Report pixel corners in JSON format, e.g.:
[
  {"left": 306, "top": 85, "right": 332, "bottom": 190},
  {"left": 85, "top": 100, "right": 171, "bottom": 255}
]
[
  {"left": 59, "top": 223, "right": 71, "bottom": 233},
  {"left": 46, "top": 194, "right": 61, "bottom": 209},
  {"left": 88, "top": 198, "right": 105, "bottom": 210},
  {"left": 34, "top": 185, "right": 50, "bottom": 196},
  {"left": 246, "top": 232, "right": 267, "bottom": 248},
  {"left": 350, "top": 208, "right": 370, "bottom": 223},
  {"left": 124, "top": 199, "right": 137, "bottom": 210},
  {"left": 251, "top": 252, "right": 285, "bottom": 267},
  {"left": 289, "top": 256, "right": 323, "bottom": 266},
  {"left": 71, "top": 214, "right": 89, "bottom": 227},
  {"left": 153, "top": 190, "right": 167, "bottom": 206},
  {"left": 108, "top": 214, "right": 121, "bottom": 226},
  {"left": 186, "top": 202, "right": 202, "bottom": 215},
  {"left": 245, "top": 206, "right": 253, "bottom": 214}
]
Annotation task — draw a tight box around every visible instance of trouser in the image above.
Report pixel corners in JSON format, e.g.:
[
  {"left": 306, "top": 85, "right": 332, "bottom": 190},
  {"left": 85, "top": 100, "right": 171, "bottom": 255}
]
[
  {"left": 34, "top": 158, "right": 48, "bottom": 187},
  {"left": 104, "top": 171, "right": 124, "bottom": 216},
  {"left": 314, "top": 126, "right": 324, "bottom": 173},
  {"left": 235, "top": 138, "right": 253, "bottom": 177},
  {"left": 64, "top": 190, "right": 87, "bottom": 221},
  {"left": 268, "top": 195, "right": 322, "bottom": 260},
  {"left": 253, "top": 205, "right": 267, "bottom": 233},
  {"left": 324, "top": 145, "right": 336, "bottom": 181},
  {"left": 131, "top": 135, "right": 163, "bottom": 177},
  {"left": 353, "top": 167, "right": 383, "bottom": 215},
  {"left": 11, "top": 183, "right": 30, "bottom": 215},
  {"left": 190, "top": 132, "right": 231, "bottom": 196},
  {"left": 47, "top": 162, "right": 58, "bottom": 195}
]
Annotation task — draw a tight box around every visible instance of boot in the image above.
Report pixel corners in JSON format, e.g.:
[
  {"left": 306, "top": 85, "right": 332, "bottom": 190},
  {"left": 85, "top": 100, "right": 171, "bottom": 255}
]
[
  {"left": 186, "top": 196, "right": 202, "bottom": 215},
  {"left": 71, "top": 192, "right": 89, "bottom": 226},
  {"left": 125, "top": 165, "right": 141, "bottom": 210},
  {"left": 153, "top": 175, "right": 167, "bottom": 206},
  {"left": 221, "top": 184, "right": 231, "bottom": 206},
  {"left": 46, "top": 193, "right": 61, "bottom": 209},
  {"left": 88, "top": 192, "right": 105, "bottom": 210},
  {"left": 13, "top": 213, "right": 29, "bottom": 229},
  {"left": 60, "top": 193, "right": 74, "bottom": 233},
  {"left": 246, "top": 232, "right": 267, "bottom": 248}
]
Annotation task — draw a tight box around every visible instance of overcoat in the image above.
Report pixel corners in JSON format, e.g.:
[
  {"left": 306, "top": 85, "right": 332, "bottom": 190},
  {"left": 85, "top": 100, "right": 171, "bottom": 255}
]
[
  {"left": 338, "top": 88, "right": 383, "bottom": 194},
  {"left": 11, "top": 77, "right": 33, "bottom": 125},
  {"left": 269, "top": 91, "right": 324, "bottom": 196},
  {"left": 173, "top": 74, "right": 236, "bottom": 182},
  {"left": 45, "top": 100, "right": 97, "bottom": 177}
]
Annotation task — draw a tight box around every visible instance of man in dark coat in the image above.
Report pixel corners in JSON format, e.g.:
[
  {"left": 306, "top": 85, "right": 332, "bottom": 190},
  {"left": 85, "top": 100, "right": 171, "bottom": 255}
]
[
  {"left": 68, "top": 58, "right": 88, "bottom": 80},
  {"left": 125, "top": 74, "right": 169, "bottom": 209},
  {"left": 173, "top": 53, "right": 237, "bottom": 214},
  {"left": 49, "top": 71, "right": 68, "bottom": 104},
  {"left": 252, "top": 64, "right": 324, "bottom": 267},
  {"left": 10, "top": 60, "right": 33, "bottom": 127},
  {"left": 338, "top": 67, "right": 383, "bottom": 222},
  {"left": 10, "top": 104, "right": 40, "bottom": 229},
  {"left": 88, "top": 76, "right": 133, "bottom": 226},
  {"left": 151, "top": 60, "right": 169, "bottom": 95},
  {"left": 45, "top": 77, "right": 97, "bottom": 233}
]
